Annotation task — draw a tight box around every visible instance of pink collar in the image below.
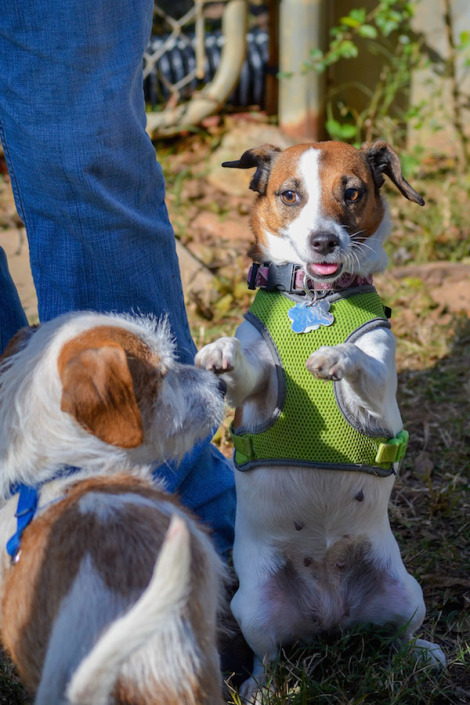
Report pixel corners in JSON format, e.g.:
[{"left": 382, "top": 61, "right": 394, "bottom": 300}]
[{"left": 247, "top": 262, "right": 373, "bottom": 294}]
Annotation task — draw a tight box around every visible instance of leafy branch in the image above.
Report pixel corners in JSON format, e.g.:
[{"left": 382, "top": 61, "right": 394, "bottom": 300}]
[{"left": 299, "top": 0, "right": 469, "bottom": 168}]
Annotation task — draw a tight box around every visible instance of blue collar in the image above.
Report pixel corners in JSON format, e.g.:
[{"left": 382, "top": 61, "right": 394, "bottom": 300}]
[
  {"left": 6, "top": 466, "right": 81, "bottom": 560},
  {"left": 6, "top": 485, "right": 39, "bottom": 559}
]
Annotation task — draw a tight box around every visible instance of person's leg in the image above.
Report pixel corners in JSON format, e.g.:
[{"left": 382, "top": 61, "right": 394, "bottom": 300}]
[
  {"left": 0, "top": 0, "right": 194, "bottom": 361},
  {"left": 158, "top": 440, "right": 235, "bottom": 559},
  {"left": 0, "top": 0, "right": 234, "bottom": 553},
  {"left": 0, "top": 247, "right": 28, "bottom": 353}
]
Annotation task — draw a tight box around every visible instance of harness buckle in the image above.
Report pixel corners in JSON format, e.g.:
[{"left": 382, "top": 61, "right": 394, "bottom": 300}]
[{"left": 375, "top": 429, "right": 409, "bottom": 466}]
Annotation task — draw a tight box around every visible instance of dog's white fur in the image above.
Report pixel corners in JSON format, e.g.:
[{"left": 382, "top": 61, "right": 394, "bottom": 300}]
[
  {"left": 196, "top": 142, "right": 445, "bottom": 701},
  {"left": 0, "top": 311, "right": 226, "bottom": 705}
]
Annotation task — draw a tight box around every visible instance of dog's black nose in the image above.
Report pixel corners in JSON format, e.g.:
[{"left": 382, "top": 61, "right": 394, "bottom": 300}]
[
  {"left": 217, "top": 378, "right": 227, "bottom": 397},
  {"left": 310, "top": 231, "right": 339, "bottom": 256}
]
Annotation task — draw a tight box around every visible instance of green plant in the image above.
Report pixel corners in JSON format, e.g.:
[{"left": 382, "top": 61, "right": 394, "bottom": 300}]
[
  {"left": 302, "top": 0, "right": 470, "bottom": 168},
  {"left": 304, "top": 1, "right": 421, "bottom": 146}
]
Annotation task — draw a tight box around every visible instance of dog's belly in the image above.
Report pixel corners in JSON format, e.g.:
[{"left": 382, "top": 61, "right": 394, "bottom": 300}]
[
  {"left": 233, "top": 464, "right": 396, "bottom": 555},
  {"left": 232, "top": 466, "right": 413, "bottom": 646}
]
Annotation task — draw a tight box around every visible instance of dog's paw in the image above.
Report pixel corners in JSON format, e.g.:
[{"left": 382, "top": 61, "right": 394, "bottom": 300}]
[
  {"left": 238, "top": 676, "right": 275, "bottom": 705},
  {"left": 306, "top": 345, "right": 355, "bottom": 381},
  {"left": 195, "top": 337, "right": 242, "bottom": 375},
  {"left": 411, "top": 638, "right": 447, "bottom": 670}
]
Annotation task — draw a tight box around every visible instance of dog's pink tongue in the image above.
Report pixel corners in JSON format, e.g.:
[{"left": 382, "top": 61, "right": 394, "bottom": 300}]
[{"left": 309, "top": 263, "right": 340, "bottom": 277}]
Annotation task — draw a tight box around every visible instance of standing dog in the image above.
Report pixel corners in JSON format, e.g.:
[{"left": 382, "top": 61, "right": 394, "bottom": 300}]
[
  {"left": 0, "top": 312, "right": 226, "bottom": 705},
  {"left": 196, "top": 141, "right": 445, "bottom": 701}
]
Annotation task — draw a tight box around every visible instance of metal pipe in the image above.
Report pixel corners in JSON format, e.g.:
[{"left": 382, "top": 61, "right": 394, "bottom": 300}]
[
  {"left": 278, "top": 0, "right": 328, "bottom": 140},
  {"left": 146, "top": 0, "right": 248, "bottom": 136}
]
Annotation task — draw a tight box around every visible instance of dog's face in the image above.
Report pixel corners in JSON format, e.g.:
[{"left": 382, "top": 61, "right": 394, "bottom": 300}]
[
  {"left": 0, "top": 313, "right": 225, "bottom": 492},
  {"left": 57, "top": 320, "right": 224, "bottom": 460},
  {"left": 223, "top": 140, "right": 424, "bottom": 284}
]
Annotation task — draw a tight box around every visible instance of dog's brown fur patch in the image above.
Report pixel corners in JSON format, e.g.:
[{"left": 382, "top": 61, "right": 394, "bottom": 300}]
[
  {"left": 58, "top": 326, "right": 166, "bottom": 448},
  {"left": 317, "top": 142, "right": 384, "bottom": 238}
]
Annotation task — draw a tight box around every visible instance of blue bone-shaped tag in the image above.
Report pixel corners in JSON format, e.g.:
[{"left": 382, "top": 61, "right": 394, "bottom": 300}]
[{"left": 287, "top": 299, "right": 334, "bottom": 334}]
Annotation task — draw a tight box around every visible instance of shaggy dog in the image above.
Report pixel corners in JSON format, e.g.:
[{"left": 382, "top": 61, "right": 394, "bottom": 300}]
[{"left": 0, "top": 312, "right": 226, "bottom": 705}]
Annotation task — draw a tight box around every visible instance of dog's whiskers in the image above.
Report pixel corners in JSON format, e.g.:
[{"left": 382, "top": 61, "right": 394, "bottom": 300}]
[
  {"left": 351, "top": 239, "right": 375, "bottom": 255},
  {"left": 344, "top": 248, "right": 361, "bottom": 271},
  {"left": 343, "top": 230, "right": 376, "bottom": 270}
]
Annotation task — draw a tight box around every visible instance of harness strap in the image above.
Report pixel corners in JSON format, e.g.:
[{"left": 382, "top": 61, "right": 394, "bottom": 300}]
[
  {"left": 6, "top": 485, "right": 39, "bottom": 559},
  {"left": 6, "top": 465, "right": 81, "bottom": 560},
  {"left": 230, "top": 424, "right": 408, "bottom": 476}
]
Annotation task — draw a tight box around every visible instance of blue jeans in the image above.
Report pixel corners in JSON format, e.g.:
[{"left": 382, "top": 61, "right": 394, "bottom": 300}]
[{"left": 0, "top": 0, "right": 234, "bottom": 557}]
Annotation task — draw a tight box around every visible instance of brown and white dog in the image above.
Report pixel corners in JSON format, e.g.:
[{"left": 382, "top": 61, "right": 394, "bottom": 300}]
[
  {"left": 0, "top": 312, "right": 226, "bottom": 705},
  {"left": 195, "top": 141, "right": 445, "bottom": 701}
]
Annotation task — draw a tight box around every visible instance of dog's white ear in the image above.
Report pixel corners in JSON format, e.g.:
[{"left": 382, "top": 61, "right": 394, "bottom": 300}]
[
  {"left": 222, "top": 144, "right": 281, "bottom": 194},
  {"left": 365, "top": 141, "right": 425, "bottom": 206},
  {"left": 59, "top": 340, "right": 143, "bottom": 448}
]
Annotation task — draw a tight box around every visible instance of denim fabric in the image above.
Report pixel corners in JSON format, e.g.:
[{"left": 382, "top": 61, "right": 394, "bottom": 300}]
[
  {"left": 154, "top": 439, "right": 235, "bottom": 559},
  {"left": 0, "top": 246, "right": 29, "bottom": 351},
  {"left": 0, "top": 0, "right": 235, "bottom": 556}
]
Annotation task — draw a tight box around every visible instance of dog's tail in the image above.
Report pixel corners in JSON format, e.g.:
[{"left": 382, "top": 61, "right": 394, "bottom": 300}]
[{"left": 66, "top": 514, "right": 192, "bottom": 705}]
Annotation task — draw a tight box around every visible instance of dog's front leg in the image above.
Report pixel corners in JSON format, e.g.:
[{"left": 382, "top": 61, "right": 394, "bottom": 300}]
[
  {"left": 305, "top": 328, "right": 398, "bottom": 421},
  {"left": 195, "top": 330, "right": 269, "bottom": 408}
]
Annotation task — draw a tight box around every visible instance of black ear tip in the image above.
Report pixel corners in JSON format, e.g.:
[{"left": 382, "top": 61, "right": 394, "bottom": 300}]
[{"left": 407, "top": 186, "right": 425, "bottom": 206}]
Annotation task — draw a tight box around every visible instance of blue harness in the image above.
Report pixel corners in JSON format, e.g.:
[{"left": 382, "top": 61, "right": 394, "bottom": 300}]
[
  {"left": 6, "top": 466, "right": 80, "bottom": 560},
  {"left": 6, "top": 485, "right": 39, "bottom": 559}
]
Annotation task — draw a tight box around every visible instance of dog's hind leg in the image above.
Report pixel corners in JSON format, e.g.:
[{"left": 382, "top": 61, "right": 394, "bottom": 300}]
[
  {"left": 349, "top": 565, "right": 446, "bottom": 669},
  {"left": 238, "top": 655, "right": 277, "bottom": 705},
  {"left": 230, "top": 582, "right": 293, "bottom": 704},
  {"left": 403, "top": 637, "right": 447, "bottom": 668}
]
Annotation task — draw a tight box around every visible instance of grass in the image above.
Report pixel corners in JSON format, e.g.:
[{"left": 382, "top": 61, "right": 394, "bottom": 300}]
[
  {"left": 228, "top": 629, "right": 468, "bottom": 705},
  {"left": 0, "top": 653, "right": 29, "bottom": 705}
]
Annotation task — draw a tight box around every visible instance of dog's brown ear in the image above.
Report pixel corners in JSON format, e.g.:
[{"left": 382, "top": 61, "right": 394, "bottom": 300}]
[
  {"left": 365, "top": 140, "right": 425, "bottom": 206},
  {"left": 222, "top": 144, "right": 282, "bottom": 194},
  {"left": 59, "top": 340, "right": 143, "bottom": 448}
]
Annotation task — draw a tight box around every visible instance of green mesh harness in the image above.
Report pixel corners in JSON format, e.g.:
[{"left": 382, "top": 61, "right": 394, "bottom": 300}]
[{"left": 230, "top": 286, "right": 408, "bottom": 476}]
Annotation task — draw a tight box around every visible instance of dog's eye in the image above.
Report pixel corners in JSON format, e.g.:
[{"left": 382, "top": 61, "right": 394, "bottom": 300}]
[
  {"left": 345, "top": 188, "right": 363, "bottom": 203},
  {"left": 280, "top": 190, "right": 298, "bottom": 205}
]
